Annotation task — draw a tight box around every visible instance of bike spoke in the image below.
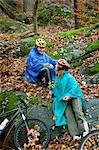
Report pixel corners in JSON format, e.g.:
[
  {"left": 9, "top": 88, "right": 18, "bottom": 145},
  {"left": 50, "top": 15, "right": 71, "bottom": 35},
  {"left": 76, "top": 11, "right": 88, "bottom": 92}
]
[{"left": 79, "top": 130, "right": 99, "bottom": 150}]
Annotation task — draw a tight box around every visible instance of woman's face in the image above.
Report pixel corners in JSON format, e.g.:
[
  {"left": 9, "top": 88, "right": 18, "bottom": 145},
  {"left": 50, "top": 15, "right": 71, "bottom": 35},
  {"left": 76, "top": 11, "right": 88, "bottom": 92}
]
[
  {"left": 37, "top": 46, "right": 46, "bottom": 54},
  {"left": 56, "top": 64, "right": 65, "bottom": 77}
]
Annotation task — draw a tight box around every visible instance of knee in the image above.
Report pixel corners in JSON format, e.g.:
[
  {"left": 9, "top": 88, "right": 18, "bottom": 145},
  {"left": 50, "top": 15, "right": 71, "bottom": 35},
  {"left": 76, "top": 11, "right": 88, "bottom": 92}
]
[{"left": 74, "top": 109, "right": 85, "bottom": 119}]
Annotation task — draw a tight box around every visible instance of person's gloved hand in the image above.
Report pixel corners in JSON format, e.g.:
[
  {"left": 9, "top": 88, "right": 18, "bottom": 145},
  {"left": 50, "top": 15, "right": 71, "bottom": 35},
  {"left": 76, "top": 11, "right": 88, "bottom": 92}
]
[
  {"left": 43, "top": 63, "right": 54, "bottom": 69},
  {"left": 49, "top": 64, "right": 54, "bottom": 69},
  {"left": 43, "top": 63, "right": 49, "bottom": 68}
]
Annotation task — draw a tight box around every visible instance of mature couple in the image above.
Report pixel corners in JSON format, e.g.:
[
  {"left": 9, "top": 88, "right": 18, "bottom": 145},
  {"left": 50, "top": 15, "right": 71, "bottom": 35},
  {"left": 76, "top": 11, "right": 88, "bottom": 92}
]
[{"left": 25, "top": 38, "right": 89, "bottom": 140}]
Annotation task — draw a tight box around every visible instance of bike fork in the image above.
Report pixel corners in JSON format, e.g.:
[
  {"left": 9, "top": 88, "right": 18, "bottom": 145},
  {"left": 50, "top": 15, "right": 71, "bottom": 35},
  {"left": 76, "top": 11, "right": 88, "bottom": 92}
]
[{"left": 21, "top": 113, "right": 30, "bottom": 133}]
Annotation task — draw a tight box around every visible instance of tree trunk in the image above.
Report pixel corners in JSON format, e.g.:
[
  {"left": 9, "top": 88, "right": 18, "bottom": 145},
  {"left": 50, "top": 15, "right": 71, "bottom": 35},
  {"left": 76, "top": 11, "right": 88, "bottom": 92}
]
[
  {"left": 0, "top": 0, "right": 21, "bottom": 21},
  {"left": 74, "top": 0, "right": 78, "bottom": 29},
  {"left": 0, "top": 0, "right": 15, "bottom": 19},
  {"left": 33, "top": 0, "right": 39, "bottom": 34},
  {"left": 23, "top": 0, "right": 33, "bottom": 24},
  {"left": 23, "top": 0, "right": 33, "bottom": 13}
]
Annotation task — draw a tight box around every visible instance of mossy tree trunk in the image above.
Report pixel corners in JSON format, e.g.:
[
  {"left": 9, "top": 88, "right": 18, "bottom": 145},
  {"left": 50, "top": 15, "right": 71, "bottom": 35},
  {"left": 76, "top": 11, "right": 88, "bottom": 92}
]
[
  {"left": 23, "top": 0, "right": 33, "bottom": 13},
  {"left": 23, "top": 0, "right": 33, "bottom": 24},
  {"left": 33, "top": 0, "right": 39, "bottom": 34},
  {"left": 0, "top": 0, "right": 15, "bottom": 19},
  {"left": 74, "top": 0, "right": 78, "bottom": 29},
  {"left": 0, "top": 0, "right": 21, "bottom": 21}
]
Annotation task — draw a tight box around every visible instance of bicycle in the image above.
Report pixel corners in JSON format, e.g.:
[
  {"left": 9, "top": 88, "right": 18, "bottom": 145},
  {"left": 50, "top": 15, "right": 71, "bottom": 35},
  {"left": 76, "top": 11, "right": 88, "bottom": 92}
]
[
  {"left": 79, "top": 129, "right": 99, "bottom": 150},
  {"left": 0, "top": 93, "right": 50, "bottom": 150}
]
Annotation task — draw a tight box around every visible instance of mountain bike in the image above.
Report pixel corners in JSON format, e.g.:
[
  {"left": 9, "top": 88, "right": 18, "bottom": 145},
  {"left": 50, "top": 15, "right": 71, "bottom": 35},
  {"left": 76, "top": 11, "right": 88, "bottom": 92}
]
[
  {"left": 0, "top": 94, "right": 50, "bottom": 150},
  {"left": 79, "top": 129, "right": 99, "bottom": 150}
]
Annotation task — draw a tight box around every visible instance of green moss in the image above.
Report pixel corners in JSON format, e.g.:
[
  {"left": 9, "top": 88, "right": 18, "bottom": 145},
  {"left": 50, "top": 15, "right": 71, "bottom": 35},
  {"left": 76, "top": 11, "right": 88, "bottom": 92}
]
[
  {"left": 17, "top": 36, "right": 54, "bottom": 58},
  {"left": 47, "top": 46, "right": 73, "bottom": 60},
  {"left": 46, "top": 41, "right": 54, "bottom": 48},
  {"left": 72, "top": 59, "right": 83, "bottom": 68},
  {"left": 83, "top": 18, "right": 89, "bottom": 22},
  {"left": 29, "top": 98, "right": 39, "bottom": 105},
  {"left": 16, "top": 36, "right": 39, "bottom": 57},
  {"left": 89, "top": 24, "right": 99, "bottom": 31},
  {"left": 5, "top": 0, "right": 20, "bottom": 11},
  {"left": 38, "top": 5, "right": 73, "bottom": 26},
  {"left": 0, "top": 91, "right": 39, "bottom": 113},
  {"left": 20, "top": 36, "right": 53, "bottom": 48},
  {"left": 15, "top": 13, "right": 26, "bottom": 21},
  {"left": 87, "top": 40, "right": 99, "bottom": 51},
  {"left": 47, "top": 48, "right": 62, "bottom": 60},
  {"left": 84, "top": 33, "right": 91, "bottom": 37},
  {"left": 66, "top": 47, "right": 73, "bottom": 52},
  {"left": 38, "top": 7, "right": 52, "bottom": 26},
  {"left": 0, "top": 18, "right": 27, "bottom": 33},
  {"left": 58, "top": 28, "right": 85, "bottom": 38},
  {"left": 0, "top": 91, "right": 18, "bottom": 112},
  {"left": 84, "top": 62, "right": 99, "bottom": 75},
  {"left": 20, "top": 35, "right": 39, "bottom": 47},
  {"left": 84, "top": 24, "right": 99, "bottom": 37},
  {"left": 66, "top": 37, "right": 75, "bottom": 43},
  {"left": 89, "top": 0, "right": 96, "bottom": 2}
]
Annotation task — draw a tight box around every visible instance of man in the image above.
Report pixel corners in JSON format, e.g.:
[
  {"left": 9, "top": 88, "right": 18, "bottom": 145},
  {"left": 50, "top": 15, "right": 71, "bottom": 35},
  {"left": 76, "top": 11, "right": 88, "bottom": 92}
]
[
  {"left": 25, "top": 38, "right": 57, "bottom": 86},
  {"left": 52, "top": 59, "right": 89, "bottom": 140}
]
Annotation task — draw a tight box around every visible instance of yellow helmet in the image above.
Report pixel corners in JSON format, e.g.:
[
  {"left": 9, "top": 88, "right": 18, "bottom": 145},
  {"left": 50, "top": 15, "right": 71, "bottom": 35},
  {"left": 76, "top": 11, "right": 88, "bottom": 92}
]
[{"left": 36, "top": 38, "right": 46, "bottom": 48}]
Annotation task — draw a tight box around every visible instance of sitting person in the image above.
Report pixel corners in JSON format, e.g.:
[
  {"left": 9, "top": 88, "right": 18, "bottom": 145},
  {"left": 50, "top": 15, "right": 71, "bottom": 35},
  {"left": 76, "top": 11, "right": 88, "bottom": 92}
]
[
  {"left": 52, "top": 59, "right": 89, "bottom": 140},
  {"left": 25, "top": 38, "right": 57, "bottom": 86}
]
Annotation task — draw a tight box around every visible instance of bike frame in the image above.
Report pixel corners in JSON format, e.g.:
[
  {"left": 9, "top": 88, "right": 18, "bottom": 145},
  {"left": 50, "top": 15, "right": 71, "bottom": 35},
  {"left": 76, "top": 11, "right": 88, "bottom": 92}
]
[
  {"left": 0, "top": 100, "right": 29, "bottom": 135},
  {"left": 0, "top": 96, "right": 51, "bottom": 150}
]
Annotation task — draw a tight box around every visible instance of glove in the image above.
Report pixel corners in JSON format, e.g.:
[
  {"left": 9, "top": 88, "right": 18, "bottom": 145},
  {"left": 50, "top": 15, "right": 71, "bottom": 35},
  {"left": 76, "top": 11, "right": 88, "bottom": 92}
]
[
  {"left": 43, "top": 63, "right": 53, "bottom": 69},
  {"left": 43, "top": 63, "right": 50, "bottom": 68}
]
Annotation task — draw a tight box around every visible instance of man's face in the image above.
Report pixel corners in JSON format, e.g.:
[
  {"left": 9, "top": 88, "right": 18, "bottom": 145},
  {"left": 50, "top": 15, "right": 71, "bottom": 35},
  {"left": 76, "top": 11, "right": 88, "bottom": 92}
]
[{"left": 37, "top": 46, "right": 46, "bottom": 54}]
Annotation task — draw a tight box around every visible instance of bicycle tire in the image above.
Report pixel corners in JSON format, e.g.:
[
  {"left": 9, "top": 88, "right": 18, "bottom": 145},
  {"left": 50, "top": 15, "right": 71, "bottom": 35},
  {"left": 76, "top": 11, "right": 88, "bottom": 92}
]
[
  {"left": 14, "top": 118, "right": 50, "bottom": 149},
  {"left": 79, "top": 129, "right": 99, "bottom": 150}
]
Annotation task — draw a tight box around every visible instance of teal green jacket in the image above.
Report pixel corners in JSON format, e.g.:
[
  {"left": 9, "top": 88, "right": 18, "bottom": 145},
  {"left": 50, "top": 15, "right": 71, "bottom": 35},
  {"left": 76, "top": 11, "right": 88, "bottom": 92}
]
[{"left": 52, "top": 71, "right": 86, "bottom": 126}]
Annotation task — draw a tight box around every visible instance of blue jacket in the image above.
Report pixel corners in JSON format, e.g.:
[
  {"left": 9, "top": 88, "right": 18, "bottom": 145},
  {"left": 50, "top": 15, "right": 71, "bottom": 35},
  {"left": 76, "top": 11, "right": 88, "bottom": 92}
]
[
  {"left": 52, "top": 71, "right": 86, "bottom": 126},
  {"left": 25, "top": 46, "right": 57, "bottom": 83}
]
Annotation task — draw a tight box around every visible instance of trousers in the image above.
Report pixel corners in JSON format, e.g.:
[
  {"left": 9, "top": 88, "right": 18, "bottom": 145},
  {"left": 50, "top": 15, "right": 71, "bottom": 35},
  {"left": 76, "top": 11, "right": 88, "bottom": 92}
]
[
  {"left": 65, "top": 98, "right": 89, "bottom": 136},
  {"left": 38, "top": 67, "right": 52, "bottom": 84}
]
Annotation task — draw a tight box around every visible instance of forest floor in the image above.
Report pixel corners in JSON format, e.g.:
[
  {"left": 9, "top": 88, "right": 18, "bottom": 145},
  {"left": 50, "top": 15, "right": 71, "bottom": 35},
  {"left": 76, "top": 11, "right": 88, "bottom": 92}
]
[{"left": 0, "top": 21, "right": 99, "bottom": 149}]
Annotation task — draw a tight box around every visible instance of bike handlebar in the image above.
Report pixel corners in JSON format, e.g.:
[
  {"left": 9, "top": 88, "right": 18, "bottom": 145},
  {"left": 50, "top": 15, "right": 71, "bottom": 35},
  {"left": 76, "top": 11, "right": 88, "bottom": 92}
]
[
  {"left": 19, "top": 99, "right": 29, "bottom": 107},
  {"left": 16, "top": 93, "right": 29, "bottom": 107}
]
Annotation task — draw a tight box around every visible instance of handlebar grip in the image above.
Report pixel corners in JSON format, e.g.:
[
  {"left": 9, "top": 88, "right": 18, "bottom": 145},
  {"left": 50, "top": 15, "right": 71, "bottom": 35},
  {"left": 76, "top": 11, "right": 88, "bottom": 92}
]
[
  {"left": 20, "top": 99, "right": 29, "bottom": 107},
  {"left": 16, "top": 93, "right": 29, "bottom": 107}
]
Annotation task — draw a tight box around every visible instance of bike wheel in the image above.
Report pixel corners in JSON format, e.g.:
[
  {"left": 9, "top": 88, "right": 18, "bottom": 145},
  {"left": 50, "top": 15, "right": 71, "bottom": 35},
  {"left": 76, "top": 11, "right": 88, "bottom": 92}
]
[
  {"left": 14, "top": 118, "right": 50, "bottom": 149},
  {"left": 79, "top": 129, "right": 99, "bottom": 150}
]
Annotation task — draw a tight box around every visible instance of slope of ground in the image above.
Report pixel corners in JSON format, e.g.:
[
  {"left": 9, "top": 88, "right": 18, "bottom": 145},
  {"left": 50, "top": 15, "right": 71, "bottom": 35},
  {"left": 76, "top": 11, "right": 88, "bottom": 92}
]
[{"left": 0, "top": 24, "right": 99, "bottom": 150}]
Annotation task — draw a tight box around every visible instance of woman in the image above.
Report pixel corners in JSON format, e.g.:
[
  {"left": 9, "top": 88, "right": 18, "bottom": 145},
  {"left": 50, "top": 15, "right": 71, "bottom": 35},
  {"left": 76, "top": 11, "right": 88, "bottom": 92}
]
[{"left": 52, "top": 59, "right": 89, "bottom": 140}]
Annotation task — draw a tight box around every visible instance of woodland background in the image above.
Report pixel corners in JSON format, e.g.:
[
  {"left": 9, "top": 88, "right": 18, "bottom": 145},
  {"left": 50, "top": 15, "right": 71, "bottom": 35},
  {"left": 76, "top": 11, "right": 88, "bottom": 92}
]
[{"left": 0, "top": 0, "right": 99, "bottom": 149}]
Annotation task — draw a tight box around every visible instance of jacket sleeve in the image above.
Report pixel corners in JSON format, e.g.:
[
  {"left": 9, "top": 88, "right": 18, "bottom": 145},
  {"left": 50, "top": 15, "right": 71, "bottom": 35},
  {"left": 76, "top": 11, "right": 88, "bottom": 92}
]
[
  {"left": 47, "top": 55, "right": 57, "bottom": 68},
  {"left": 26, "top": 56, "right": 43, "bottom": 71},
  {"left": 64, "top": 76, "right": 81, "bottom": 98}
]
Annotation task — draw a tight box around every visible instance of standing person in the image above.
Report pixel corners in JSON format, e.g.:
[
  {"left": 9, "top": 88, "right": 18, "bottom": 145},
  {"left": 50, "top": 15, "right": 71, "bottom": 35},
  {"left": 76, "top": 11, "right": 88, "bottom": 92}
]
[
  {"left": 52, "top": 59, "right": 89, "bottom": 140},
  {"left": 25, "top": 38, "right": 57, "bottom": 86}
]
